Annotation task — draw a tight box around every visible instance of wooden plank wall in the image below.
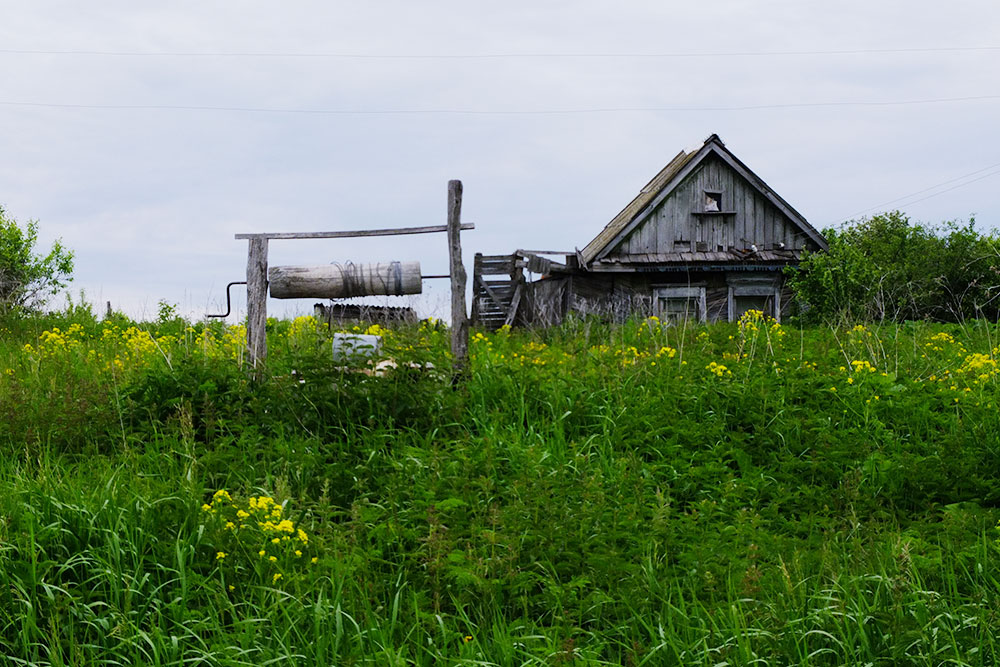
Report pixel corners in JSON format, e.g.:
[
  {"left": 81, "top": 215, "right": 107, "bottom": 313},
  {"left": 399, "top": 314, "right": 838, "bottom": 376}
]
[
  {"left": 522, "top": 277, "right": 569, "bottom": 327},
  {"left": 525, "top": 273, "right": 785, "bottom": 325},
  {"left": 613, "top": 155, "right": 805, "bottom": 257}
]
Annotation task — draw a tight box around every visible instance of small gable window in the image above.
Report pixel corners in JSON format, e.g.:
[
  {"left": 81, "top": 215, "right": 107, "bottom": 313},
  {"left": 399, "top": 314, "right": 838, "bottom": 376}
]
[{"left": 703, "top": 191, "right": 721, "bottom": 212}]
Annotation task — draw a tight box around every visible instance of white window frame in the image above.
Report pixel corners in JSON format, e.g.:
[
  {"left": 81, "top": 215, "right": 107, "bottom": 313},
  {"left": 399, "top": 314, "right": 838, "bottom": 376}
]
[{"left": 654, "top": 285, "right": 707, "bottom": 323}]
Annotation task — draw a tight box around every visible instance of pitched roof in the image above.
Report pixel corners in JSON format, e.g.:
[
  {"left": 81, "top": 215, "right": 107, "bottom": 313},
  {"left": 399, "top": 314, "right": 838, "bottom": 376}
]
[{"left": 579, "top": 134, "right": 826, "bottom": 265}]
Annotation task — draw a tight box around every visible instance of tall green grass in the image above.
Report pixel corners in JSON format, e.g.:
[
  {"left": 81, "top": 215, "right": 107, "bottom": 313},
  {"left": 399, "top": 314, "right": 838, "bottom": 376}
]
[{"left": 0, "top": 308, "right": 998, "bottom": 664}]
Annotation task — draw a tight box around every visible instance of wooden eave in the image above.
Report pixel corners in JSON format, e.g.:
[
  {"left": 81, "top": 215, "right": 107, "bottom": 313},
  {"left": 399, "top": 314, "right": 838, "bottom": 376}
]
[{"left": 585, "top": 249, "right": 804, "bottom": 272}]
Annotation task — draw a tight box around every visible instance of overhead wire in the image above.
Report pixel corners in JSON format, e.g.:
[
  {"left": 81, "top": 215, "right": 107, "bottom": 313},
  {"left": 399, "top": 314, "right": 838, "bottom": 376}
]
[
  {"left": 2, "top": 94, "right": 999, "bottom": 116},
  {"left": 3, "top": 44, "right": 998, "bottom": 223},
  {"left": 1, "top": 46, "right": 999, "bottom": 58},
  {"left": 831, "top": 165, "right": 1000, "bottom": 224}
]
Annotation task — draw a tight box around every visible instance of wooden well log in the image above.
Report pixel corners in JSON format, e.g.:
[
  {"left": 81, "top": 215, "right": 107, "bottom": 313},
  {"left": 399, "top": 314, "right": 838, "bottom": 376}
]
[{"left": 268, "top": 261, "right": 422, "bottom": 299}]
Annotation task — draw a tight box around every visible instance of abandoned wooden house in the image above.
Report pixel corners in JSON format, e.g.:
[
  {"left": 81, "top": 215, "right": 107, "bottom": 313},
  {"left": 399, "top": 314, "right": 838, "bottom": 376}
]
[{"left": 472, "top": 134, "right": 827, "bottom": 328}]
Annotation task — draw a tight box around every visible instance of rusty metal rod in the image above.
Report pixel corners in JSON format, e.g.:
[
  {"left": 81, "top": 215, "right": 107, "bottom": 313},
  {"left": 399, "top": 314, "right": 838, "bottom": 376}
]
[{"left": 206, "top": 281, "right": 247, "bottom": 318}]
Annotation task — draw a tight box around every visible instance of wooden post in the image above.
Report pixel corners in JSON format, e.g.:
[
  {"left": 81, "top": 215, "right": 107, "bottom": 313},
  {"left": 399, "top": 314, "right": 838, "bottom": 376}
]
[
  {"left": 447, "top": 180, "right": 469, "bottom": 377},
  {"left": 246, "top": 237, "right": 269, "bottom": 369}
]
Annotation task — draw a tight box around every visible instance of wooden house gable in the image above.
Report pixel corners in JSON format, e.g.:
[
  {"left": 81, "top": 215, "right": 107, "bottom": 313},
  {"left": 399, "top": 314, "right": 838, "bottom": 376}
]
[
  {"left": 582, "top": 135, "right": 826, "bottom": 265},
  {"left": 604, "top": 153, "right": 808, "bottom": 258}
]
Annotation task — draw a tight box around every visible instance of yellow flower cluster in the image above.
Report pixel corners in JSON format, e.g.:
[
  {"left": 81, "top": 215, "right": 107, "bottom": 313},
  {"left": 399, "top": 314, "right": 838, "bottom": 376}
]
[
  {"left": 22, "top": 324, "right": 87, "bottom": 359},
  {"left": 922, "top": 331, "right": 967, "bottom": 357},
  {"left": 957, "top": 353, "right": 999, "bottom": 384},
  {"left": 199, "top": 489, "right": 316, "bottom": 590},
  {"left": 192, "top": 324, "right": 246, "bottom": 362},
  {"left": 20, "top": 322, "right": 185, "bottom": 375},
  {"left": 734, "top": 309, "right": 785, "bottom": 349},
  {"left": 509, "top": 351, "right": 550, "bottom": 366},
  {"left": 706, "top": 361, "right": 731, "bottom": 377},
  {"left": 849, "top": 360, "right": 877, "bottom": 374},
  {"left": 289, "top": 315, "right": 319, "bottom": 339},
  {"left": 585, "top": 341, "right": 683, "bottom": 368},
  {"left": 737, "top": 309, "right": 766, "bottom": 333}
]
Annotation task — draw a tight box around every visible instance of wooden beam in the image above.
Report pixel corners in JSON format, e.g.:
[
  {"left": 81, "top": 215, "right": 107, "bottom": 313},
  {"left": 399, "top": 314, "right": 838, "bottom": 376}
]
[
  {"left": 246, "top": 237, "right": 269, "bottom": 370},
  {"left": 505, "top": 282, "right": 523, "bottom": 327},
  {"left": 475, "top": 274, "right": 507, "bottom": 310},
  {"left": 470, "top": 253, "right": 482, "bottom": 325},
  {"left": 236, "top": 223, "right": 474, "bottom": 240}
]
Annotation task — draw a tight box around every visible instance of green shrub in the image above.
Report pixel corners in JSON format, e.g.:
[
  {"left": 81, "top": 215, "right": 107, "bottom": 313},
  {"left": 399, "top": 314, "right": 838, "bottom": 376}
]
[
  {"left": 786, "top": 211, "right": 1000, "bottom": 322},
  {"left": 0, "top": 206, "right": 74, "bottom": 315}
]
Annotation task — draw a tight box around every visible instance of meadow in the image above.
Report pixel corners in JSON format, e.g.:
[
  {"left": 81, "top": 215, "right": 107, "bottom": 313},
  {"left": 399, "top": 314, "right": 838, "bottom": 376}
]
[{"left": 1, "top": 305, "right": 999, "bottom": 665}]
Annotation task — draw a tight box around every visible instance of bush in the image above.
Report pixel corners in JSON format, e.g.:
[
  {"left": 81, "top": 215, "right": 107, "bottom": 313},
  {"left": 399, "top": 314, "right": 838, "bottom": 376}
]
[
  {"left": 0, "top": 206, "right": 74, "bottom": 314},
  {"left": 786, "top": 211, "right": 1000, "bottom": 322}
]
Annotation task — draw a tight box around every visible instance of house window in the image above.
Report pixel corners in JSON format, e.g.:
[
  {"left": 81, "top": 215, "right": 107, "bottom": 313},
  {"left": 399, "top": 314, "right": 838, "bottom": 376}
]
[
  {"left": 654, "top": 286, "right": 706, "bottom": 323},
  {"left": 733, "top": 294, "right": 774, "bottom": 320},
  {"left": 703, "top": 190, "right": 721, "bottom": 212},
  {"left": 727, "top": 276, "right": 781, "bottom": 322}
]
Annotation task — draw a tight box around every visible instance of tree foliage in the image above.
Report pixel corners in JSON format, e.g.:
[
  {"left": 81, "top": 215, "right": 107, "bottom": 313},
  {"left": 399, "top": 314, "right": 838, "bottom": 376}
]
[
  {"left": 786, "top": 211, "right": 1000, "bottom": 322},
  {"left": 0, "top": 206, "right": 75, "bottom": 314}
]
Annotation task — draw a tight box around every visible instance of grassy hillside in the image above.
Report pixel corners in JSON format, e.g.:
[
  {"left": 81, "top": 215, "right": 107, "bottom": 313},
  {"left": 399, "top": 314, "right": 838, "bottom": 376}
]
[{"left": 1, "top": 308, "right": 999, "bottom": 665}]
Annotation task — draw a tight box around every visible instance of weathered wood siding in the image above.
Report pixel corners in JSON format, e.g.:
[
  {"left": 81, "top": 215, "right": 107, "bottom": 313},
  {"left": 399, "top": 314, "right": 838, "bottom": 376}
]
[
  {"left": 525, "top": 272, "right": 751, "bottom": 326},
  {"left": 608, "top": 155, "right": 807, "bottom": 257}
]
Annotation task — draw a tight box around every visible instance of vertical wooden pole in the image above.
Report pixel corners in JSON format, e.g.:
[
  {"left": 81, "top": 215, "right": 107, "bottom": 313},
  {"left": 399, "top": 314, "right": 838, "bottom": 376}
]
[
  {"left": 447, "top": 180, "right": 469, "bottom": 377},
  {"left": 246, "top": 237, "right": 269, "bottom": 369}
]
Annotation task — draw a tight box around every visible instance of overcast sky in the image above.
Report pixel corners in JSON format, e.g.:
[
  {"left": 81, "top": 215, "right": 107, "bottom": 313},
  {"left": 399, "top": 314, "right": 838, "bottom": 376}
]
[{"left": 2, "top": 1, "right": 999, "bottom": 321}]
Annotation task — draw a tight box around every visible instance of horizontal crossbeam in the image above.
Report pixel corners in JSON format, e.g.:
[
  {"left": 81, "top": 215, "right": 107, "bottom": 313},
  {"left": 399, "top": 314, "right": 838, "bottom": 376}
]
[{"left": 236, "top": 223, "right": 474, "bottom": 240}]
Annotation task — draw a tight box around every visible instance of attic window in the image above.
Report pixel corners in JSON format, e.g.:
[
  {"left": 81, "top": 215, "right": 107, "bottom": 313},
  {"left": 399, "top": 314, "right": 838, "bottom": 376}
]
[{"left": 703, "top": 191, "right": 721, "bottom": 212}]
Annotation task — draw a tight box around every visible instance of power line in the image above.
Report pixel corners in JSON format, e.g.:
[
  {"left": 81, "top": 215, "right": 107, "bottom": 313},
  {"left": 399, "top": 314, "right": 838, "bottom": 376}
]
[
  {"left": 832, "top": 163, "right": 1000, "bottom": 223},
  {"left": 2, "top": 94, "right": 999, "bottom": 116},
  {"left": 1, "top": 46, "right": 999, "bottom": 59}
]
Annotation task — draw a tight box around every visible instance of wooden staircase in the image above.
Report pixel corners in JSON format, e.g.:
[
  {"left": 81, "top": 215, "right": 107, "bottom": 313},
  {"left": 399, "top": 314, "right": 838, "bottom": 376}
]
[{"left": 471, "top": 253, "right": 524, "bottom": 330}]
